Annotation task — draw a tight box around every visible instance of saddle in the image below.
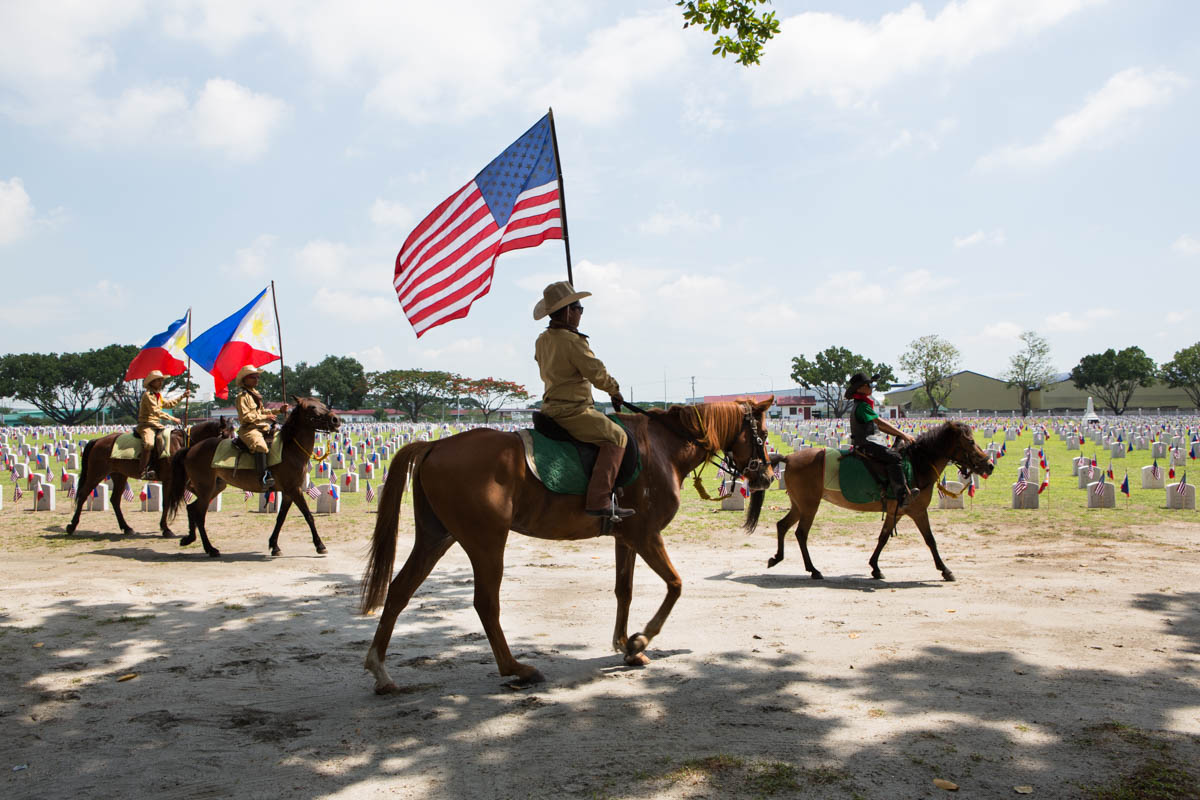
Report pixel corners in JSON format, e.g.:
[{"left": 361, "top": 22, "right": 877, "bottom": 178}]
[
  {"left": 524, "top": 412, "right": 640, "bottom": 494},
  {"left": 232, "top": 428, "right": 276, "bottom": 454},
  {"left": 829, "top": 445, "right": 914, "bottom": 505},
  {"left": 843, "top": 445, "right": 890, "bottom": 485}
]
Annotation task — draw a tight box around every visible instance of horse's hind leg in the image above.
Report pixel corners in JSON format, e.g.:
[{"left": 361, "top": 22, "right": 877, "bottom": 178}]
[
  {"left": 867, "top": 508, "right": 900, "bottom": 580},
  {"left": 794, "top": 502, "right": 823, "bottom": 579},
  {"left": 908, "top": 506, "right": 954, "bottom": 581},
  {"left": 66, "top": 469, "right": 101, "bottom": 535},
  {"left": 462, "top": 532, "right": 545, "bottom": 685},
  {"left": 612, "top": 540, "right": 637, "bottom": 653},
  {"left": 267, "top": 493, "right": 293, "bottom": 556},
  {"left": 768, "top": 507, "right": 798, "bottom": 568},
  {"left": 622, "top": 532, "right": 683, "bottom": 666},
  {"left": 365, "top": 512, "right": 454, "bottom": 693},
  {"left": 110, "top": 474, "right": 135, "bottom": 535}
]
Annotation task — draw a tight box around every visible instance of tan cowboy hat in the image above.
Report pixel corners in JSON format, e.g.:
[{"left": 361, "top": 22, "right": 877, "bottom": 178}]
[
  {"left": 533, "top": 281, "right": 591, "bottom": 321},
  {"left": 142, "top": 370, "right": 166, "bottom": 389},
  {"left": 236, "top": 365, "right": 261, "bottom": 385}
]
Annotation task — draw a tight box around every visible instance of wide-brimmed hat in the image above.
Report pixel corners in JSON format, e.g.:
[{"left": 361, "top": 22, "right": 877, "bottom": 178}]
[
  {"left": 236, "top": 365, "right": 261, "bottom": 385},
  {"left": 142, "top": 370, "right": 167, "bottom": 389},
  {"left": 844, "top": 372, "right": 880, "bottom": 399},
  {"left": 533, "top": 281, "right": 591, "bottom": 321}
]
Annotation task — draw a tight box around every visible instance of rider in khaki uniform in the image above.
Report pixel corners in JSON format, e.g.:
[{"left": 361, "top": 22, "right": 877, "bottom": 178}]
[
  {"left": 136, "top": 371, "right": 189, "bottom": 479},
  {"left": 234, "top": 366, "right": 286, "bottom": 488},
  {"left": 533, "top": 281, "right": 633, "bottom": 520}
]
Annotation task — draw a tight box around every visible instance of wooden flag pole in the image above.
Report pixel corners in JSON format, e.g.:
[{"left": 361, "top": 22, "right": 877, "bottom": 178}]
[
  {"left": 547, "top": 108, "right": 573, "bottom": 285},
  {"left": 183, "top": 307, "right": 192, "bottom": 446},
  {"left": 270, "top": 281, "right": 287, "bottom": 402}
]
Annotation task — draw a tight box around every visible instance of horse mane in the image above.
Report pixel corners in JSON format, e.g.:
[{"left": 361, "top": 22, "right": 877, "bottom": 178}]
[
  {"left": 644, "top": 401, "right": 746, "bottom": 452},
  {"left": 897, "top": 420, "right": 970, "bottom": 478}
]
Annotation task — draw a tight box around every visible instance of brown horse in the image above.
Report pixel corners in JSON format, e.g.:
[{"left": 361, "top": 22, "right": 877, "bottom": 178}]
[
  {"left": 359, "top": 398, "right": 774, "bottom": 693},
  {"left": 64, "top": 418, "right": 233, "bottom": 537},
  {"left": 763, "top": 420, "right": 993, "bottom": 582},
  {"left": 163, "top": 397, "right": 340, "bottom": 557}
]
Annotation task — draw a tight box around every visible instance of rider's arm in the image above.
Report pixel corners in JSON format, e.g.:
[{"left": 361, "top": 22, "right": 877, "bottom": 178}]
[
  {"left": 567, "top": 337, "right": 620, "bottom": 397},
  {"left": 875, "top": 416, "right": 913, "bottom": 443}
]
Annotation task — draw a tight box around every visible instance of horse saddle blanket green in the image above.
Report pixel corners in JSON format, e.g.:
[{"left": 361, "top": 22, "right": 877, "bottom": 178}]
[
  {"left": 211, "top": 436, "right": 285, "bottom": 470},
  {"left": 517, "top": 414, "right": 641, "bottom": 496},
  {"left": 111, "top": 431, "right": 170, "bottom": 461},
  {"left": 823, "top": 447, "right": 914, "bottom": 505}
]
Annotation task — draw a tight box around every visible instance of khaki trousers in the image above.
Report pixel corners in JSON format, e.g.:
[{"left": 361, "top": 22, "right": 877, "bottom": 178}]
[
  {"left": 238, "top": 428, "right": 269, "bottom": 454},
  {"left": 541, "top": 404, "right": 627, "bottom": 448},
  {"left": 135, "top": 426, "right": 169, "bottom": 457}
]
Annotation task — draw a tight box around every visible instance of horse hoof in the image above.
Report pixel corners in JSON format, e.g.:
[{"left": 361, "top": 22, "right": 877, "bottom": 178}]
[
  {"left": 122, "top": 527, "right": 135, "bottom": 535},
  {"left": 207, "top": 549, "right": 221, "bottom": 558},
  {"left": 625, "top": 633, "right": 649, "bottom": 657},
  {"left": 65, "top": 523, "right": 76, "bottom": 535},
  {"left": 811, "top": 571, "right": 824, "bottom": 580},
  {"left": 316, "top": 546, "right": 328, "bottom": 555},
  {"left": 943, "top": 571, "right": 956, "bottom": 582},
  {"left": 375, "top": 682, "right": 401, "bottom": 696},
  {"left": 271, "top": 547, "right": 282, "bottom": 557},
  {"left": 161, "top": 531, "right": 176, "bottom": 539},
  {"left": 506, "top": 670, "right": 545, "bottom": 689},
  {"left": 180, "top": 535, "right": 195, "bottom": 547},
  {"left": 871, "top": 571, "right": 884, "bottom": 580},
  {"left": 767, "top": 557, "right": 780, "bottom": 568},
  {"left": 623, "top": 652, "right": 651, "bottom": 667}
]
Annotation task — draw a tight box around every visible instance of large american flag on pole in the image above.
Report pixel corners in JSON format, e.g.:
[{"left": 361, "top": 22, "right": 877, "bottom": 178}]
[{"left": 394, "top": 113, "right": 563, "bottom": 337}]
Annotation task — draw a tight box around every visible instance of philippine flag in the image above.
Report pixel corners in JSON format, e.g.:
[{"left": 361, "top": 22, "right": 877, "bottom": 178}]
[
  {"left": 185, "top": 287, "right": 280, "bottom": 398},
  {"left": 124, "top": 311, "right": 190, "bottom": 381}
]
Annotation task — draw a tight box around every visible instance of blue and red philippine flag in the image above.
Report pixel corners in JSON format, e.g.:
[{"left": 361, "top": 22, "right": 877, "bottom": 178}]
[
  {"left": 394, "top": 113, "right": 565, "bottom": 337},
  {"left": 185, "top": 286, "right": 280, "bottom": 398},
  {"left": 124, "top": 310, "right": 190, "bottom": 381}
]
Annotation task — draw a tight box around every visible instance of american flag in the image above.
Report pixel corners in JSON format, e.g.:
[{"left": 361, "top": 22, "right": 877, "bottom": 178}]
[
  {"left": 1151, "top": 460, "right": 1161, "bottom": 479},
  {"left": 365, "top": 481, "right": 375, "bottom": 503},
  {"left": 1178, "top": 472, "right": 1189, "bottom": 496},
  {"left": 1014, "top": 474, "right": 1028, "bottom": 496},
  {"left": 305, "top": 484, "right": 320, "bottom": 500},
  {"left": 394, "top": 113, "right": 564, "bottom": 337},
  {"left": 67, "top": 485, "right": 76, "bottom": 499},
  {"left": 243, "top": 490, "right": 252, "bottom": 501},
  {"left": 1092, "top": 472, "right": 1107, "bottom": 496},
  {"left": 122, "top": 484, "right": 135, "bottom": 502},
  {"left": 183, "top": 488, "right": 197, "bottom": 504},
  {"left": 13, "top": 484, "right": 22, "bottom": 502}
]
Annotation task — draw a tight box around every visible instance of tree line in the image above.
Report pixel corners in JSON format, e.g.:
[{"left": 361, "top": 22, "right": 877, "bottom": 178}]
[
  {"left": 790, "top": 335, "right": 1200, "bottom": 417},
  {"left": 0, "top": 347, "right": 530, "bottom": 425}
]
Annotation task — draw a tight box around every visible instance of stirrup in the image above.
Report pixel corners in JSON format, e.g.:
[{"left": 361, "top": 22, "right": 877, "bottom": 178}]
[
  {"left": 586, "top": 493, "right": 634, "bottom": 521},
  {"left": 261, "top": 470, "right": 276, "bottom": 488}
]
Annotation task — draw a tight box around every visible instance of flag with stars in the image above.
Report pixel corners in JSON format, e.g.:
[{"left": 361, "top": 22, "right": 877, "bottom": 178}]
[
  {"left": 394, "top": 113, "right": 564, "bottom": 337},
  {"left": 124, "top": 310, "right": 191, "bottom": 380},
  {"left": 185, "top": 286, "right": 280, "bottom": 398}
]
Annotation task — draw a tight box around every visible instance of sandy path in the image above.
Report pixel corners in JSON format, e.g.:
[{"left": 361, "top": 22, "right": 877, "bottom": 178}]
[{"left": 2, "top": 505, "right": 1199, "bottom": 799}]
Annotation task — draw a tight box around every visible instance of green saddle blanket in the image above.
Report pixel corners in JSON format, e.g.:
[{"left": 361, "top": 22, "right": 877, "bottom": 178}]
[
  {"left": 111, "top": 431, "right": 170, "bottom": 461},
  {"left": 823, "top": 447, "right": 914, "bottom": 505},
  {"left": 518, "top": 415, "right": 641, "bottom": 496},
  {"left": 211, "top": 436, "right": 285, "bottom": 470}
]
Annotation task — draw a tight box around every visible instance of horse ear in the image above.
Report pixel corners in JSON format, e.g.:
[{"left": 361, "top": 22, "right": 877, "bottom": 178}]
[
  {"left": 292, "top": 395, "right": 302, "bottom": 406},
  {"left": 755, "top": 396, "right": 775, "bottom": 411}
]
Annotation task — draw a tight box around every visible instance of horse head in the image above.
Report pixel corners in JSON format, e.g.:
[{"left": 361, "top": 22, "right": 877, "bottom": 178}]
[
  {"left": 729, "top": 396, "right": 774, "bottom": 533},
  {"left": 289, "top": 396, "right": 341, "bottom": 432},
  {"left": 948, "top": 420, "right": 993, "bottom": 478}
]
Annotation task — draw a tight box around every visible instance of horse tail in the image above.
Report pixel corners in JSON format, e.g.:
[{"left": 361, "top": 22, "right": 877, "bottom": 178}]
[
  {"left": 80, "top": 438, "right": 94, "bottom": 483},
  {"left": 769, "top": 452, "right": 787, "bottom": 468},
  {"left": 163, "top": 446, "right": 191, "bottom": 522},
  {"left": 360, "top": 441, "right": 437, "bottom": 614},
  {"left": 743, "top": 487, "right": 765, "bottom": 534}
]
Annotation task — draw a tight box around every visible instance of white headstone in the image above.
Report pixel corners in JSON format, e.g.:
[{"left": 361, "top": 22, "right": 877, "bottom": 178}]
[
  {"left": 316, "top": 485, "right": 341, "bottom": 514},
  {"left": 1166, "top": 483, "right": 1196, "bottom": 510},
  {"left": 1011, "top": 482, "right": 1038, "bottom": 509},
  {"left": 721, "top": 485, "right": 745, "bottom": 511},
  {"left": 88, "top": 484, "right": 110, "bottom": 511},
  {"left": 1141, "top": 465, "right": 1165, "bottom": 489},
  {"left": 342, "top": 473, "right": 359, "bottom": 493},
  {"left": 207, "top": 493, "right": 222, "bottom": 512},
  {"left": 257, "top": 492, "right": 278, "bottom": 513},
  {"left": 1086, "top": 481, "right": 1116, "bottom": 508},
  {"left": 1111, "top": 443, "right": 1125, "bottom": 459},
  {"left": 1151, "top": 442, "right": 1167, "bottom": 459},
  {"left": 34, "top": 483, "right": 55, "bottom": 511},
  {"left": 140, "top": 482, "right": 163, "bottom": 512},
  {"left": 1078, "top": 468, "right": 1101, "bottom": 489}
]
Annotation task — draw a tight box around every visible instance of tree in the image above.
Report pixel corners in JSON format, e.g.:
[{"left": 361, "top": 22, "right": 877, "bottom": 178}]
[
  {"left": 789, "top": 347, "right": 897, "bottom": 418},
  {"left": 368, "top": 369, "right": 459, "bottom": 421},
  {"left": 462, "top": 377, "right": 530, "bottom": 423},
  {"left": 303, "top": 355, "right": 367, "bottom": 409},
  {"left": 899, "top": 335, "right": 961, "bottom": 416},
  {"left": 1003, "top": 331, "right": 1056, "bottom": 417},
  {"left": 1161, "top": 342, "right": 1200, "bottom": 410},
  {"left": 1070, "top": 347, "right": 1156, "bottom": 415},
  {"left": 0, "top": 351, "right": 105, "bottom": 424},
  {"left": 677, "top": 0, "right": 781, "bottom": 66}
]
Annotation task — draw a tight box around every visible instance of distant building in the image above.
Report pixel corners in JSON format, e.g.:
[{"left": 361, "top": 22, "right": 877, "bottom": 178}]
[{"left": 702, "top": 389, "right": 817, "bottom": 419}]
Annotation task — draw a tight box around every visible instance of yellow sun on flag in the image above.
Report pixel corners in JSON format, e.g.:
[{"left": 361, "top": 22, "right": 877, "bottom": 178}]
[
  {"left": 250, "top": 316, "right": 266, "bottom": 339},
  {"left": 172, "top": 332, "right": 188, "bottom": 351}
]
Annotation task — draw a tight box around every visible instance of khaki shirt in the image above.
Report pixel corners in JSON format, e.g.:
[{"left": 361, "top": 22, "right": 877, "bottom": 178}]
[
  {"left": 137, "top": 391, "right": 182, "bottom": 429},
  {"left": 236, "top": 389, "right": 276, "bottom": 437},
  {"left": 535, "top": 326, "right": 620, "bottom": 413}
]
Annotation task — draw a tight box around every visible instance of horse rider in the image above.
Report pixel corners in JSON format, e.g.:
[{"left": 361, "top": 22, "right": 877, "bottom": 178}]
[
  {"left": 235, "top": 366, "right": 286, "bottom": 488},
  {"left": 136, "top": 370, "right": 189, "bottom": 480},
  {"left": 846, "top": 372, "right": 916, "bottom": 508},
  {"left": 533, "top": 281, "right": 634, "bottom": 520}
]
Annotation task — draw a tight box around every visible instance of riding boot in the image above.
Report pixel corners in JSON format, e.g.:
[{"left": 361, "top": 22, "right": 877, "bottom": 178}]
[
  {"left": 886, "top": 462, "right": 911, "bottom": 509},
  {"left": 256, "top": 452, "right": 275, "bottom": 488},
  {"left": 138, "top": 445, "right": 156, "bottom": 481},
  {"left": 584, "top": 443, "right": 635, "bottom": 520}
]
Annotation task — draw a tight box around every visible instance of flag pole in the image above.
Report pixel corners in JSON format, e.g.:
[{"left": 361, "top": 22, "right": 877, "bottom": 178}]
[
  {"left": 270, "top": 281, "right": 287, "bottom": 402},
  {"left": 547, "top": 108, "right": 573, "bottom": 285},
  {"left": 183, "top": 308, "right": 192, "bottom": 446}
]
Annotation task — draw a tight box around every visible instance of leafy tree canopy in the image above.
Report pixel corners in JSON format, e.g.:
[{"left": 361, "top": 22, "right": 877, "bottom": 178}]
[
  {"left": 460, "top": 377, "right": 530, "bottom": 423},
  {"left": 1070, "top": 346, "right": 1156, "bottom": 415},
  {"left": 790, "top": 346, "right": 896, "bottom": 418},
  {"left": 1161, "top": 342, "right": 1200, "bottom": 410},
  {"left": 368, "top": 369, "right": 459, "bottom": 421},
  {"left": 1003, "top": 330, "right": 1056, "bottom": 417},
  {"left": 677, "top": 0, "right": 780, "bottom": 65},
  {"left": 899, "top": 335, "right": 961, "bottom": 416}
]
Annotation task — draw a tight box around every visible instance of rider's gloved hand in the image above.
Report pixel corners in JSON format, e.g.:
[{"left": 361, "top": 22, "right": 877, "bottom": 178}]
[{"left": 611, "top": 393, "right": 624, "bottom": 413}]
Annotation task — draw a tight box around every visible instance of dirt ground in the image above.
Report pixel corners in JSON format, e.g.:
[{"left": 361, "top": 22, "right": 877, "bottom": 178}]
[{"left": 2, "top": 497, "right": 1199, "bottom": 799}]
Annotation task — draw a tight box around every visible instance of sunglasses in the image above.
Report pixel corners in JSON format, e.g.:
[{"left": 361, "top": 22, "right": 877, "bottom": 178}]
[{"left": 568, "top": 302, "right": 584, "bottom": 311}]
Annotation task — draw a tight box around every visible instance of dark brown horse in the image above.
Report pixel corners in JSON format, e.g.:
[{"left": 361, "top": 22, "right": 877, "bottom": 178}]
[
  {"left": 763, "top": 420, "right": 993, "bottom": 581},
  {"left": 359, "top": 398, "right": 774, "bottom": 693},
  {"left": 65, "top": 418, "right": 233, "bottom": 537},
  {"left": 163, "top": 397, "right": 340, "bottom": 557}
]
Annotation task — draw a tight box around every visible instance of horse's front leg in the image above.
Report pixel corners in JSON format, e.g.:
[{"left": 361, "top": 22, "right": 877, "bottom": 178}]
[
  {"left": 287, "top": 490, "right": 326, "bottom": 555},
  {"left": 268, "top": 493, "right": 293, "bottom": 556},
  {"left": 623, "top": 532, "right": 683, "bottom": 665},
  {"left": 908, "top": 505, "right": 954, "bottom": 581},
  {"left": 611, "top": 540, "right": 636, "bottom": 655}
]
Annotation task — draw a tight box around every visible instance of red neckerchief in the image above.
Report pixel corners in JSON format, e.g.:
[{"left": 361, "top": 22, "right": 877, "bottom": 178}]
[{"left": 852, "top": 392, "right": 874, "bottom": 409}]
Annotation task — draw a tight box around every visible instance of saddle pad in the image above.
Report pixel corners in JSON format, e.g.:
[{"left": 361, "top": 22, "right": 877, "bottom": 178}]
[
  {"left": 110, "top": 433, "right": 143, "bottom": 461},
  {"left": 518, "top": 416, "right": 641, "bottom": 496},
  {"left": 211, "top": 436, "right": 285, "bottom": 470},
  {"left": 824, "top": 447, "right": 915, "bottom": 505}
]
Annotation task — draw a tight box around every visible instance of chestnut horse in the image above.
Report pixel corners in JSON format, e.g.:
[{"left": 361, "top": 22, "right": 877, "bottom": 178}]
[
  {"left": 763, "top": 420, "right": 993, "bottom": 581},
  {"left": 163, "top": 397, "right": 340, "bottom": 557},
  {"left": 64, "top": 418, "right": 233, "bottom": 537},
  {"left": 360, "top": 398, "right": 774, "bottom": 692}
]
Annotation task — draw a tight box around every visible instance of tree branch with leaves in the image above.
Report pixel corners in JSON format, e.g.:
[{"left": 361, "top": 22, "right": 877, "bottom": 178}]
[
  {"left": 899, "top": 335, "right": 960, "bottom": 416},
  {"left": 1003, "top": 331, "right": 1056, "bottom": 417},
  {"left": 790, "top": 347, "right": 896, "bottom": 418},
  {"left": 1161, "top": 342, "right": 1200, "bottom": 410},
  {"left": 677, "top": 0, "right": 781, "bottom": 65},
  {"left": 1069, "top": 346, "right": 1156, "bottom": 415}
]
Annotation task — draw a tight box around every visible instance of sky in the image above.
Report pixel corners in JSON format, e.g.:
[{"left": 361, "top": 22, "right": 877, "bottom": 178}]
[{"left": 1, "top": 0, "right": 1197, "bottom": 404}]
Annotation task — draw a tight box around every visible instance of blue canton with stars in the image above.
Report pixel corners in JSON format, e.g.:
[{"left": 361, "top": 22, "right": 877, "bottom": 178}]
[{"left": 474, "top": 114, "right": 559, "bottom": 228}]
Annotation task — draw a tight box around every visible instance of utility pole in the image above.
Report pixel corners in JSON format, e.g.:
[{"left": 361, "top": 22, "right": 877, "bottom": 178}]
[{"left": 691, "top": 376, "right": 696, "bottom": 405}]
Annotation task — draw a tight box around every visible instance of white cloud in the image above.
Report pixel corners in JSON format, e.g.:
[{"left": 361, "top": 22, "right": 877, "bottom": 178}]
[
  {"left": 1166, "top": 311, "right": 1189, "bottom": 325},
  {"left": 878, "top": 118, "right": 959, "bottom": 156},
  {"left": 191, "top": 78, "right": 289, "bottom": 160},
  {"left": 346, "top": 345, "right": 388, "bottom": 371},
  {"left": 220, "top": 234, "right": 278, "bottom": 279},
  {"left": 954, "top": 228, "right": 1006, "bottom": 248},
  {"left": 0, "top": 178, "right": 35, "bottom": 245},
  {"left": 638, "top": 204, "right": 722, "bottom": 235},
  {"left": 1172, "top": 234, "right": 1200, "bottom": 256},
  {"left": 369, "top": 199, "right": 414, "bottom": 230},
  {"left": 982, "top": 321, "right": 1022, "bottom": 340},
  {"left": 976, "top": 67, "right": 1187, "bottom": 171},
  {"left": 1044, "top": 308, "right": 1115, "bottom": 332},
  {"left": 311, "top": 286, "right": 396, "bottom": 322},
  {"left": 748, "top": 0, "right": 1099, "bottom": 107}
]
